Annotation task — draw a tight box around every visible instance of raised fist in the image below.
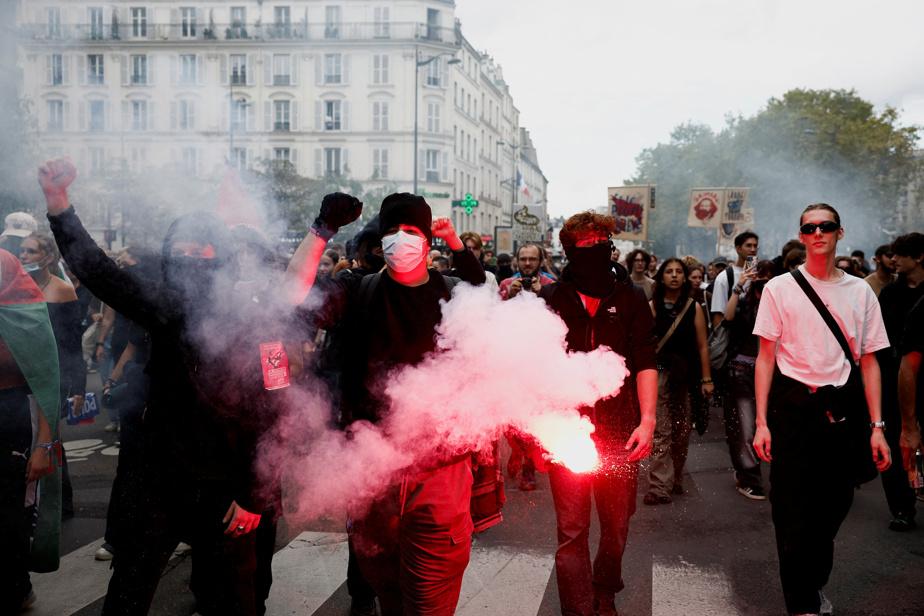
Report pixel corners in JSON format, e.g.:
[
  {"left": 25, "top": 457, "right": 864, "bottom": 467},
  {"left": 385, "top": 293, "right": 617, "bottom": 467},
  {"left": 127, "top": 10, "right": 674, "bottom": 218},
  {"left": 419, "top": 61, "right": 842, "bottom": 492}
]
[
  {"left": 312, "top": 193, "right": 362, "bottom": 240},
  {"left": 431, "top": 217, "right": 456, "bottom": 241},
  {"left": 38, "top": 157, "right": 77, "bottom": 196}
]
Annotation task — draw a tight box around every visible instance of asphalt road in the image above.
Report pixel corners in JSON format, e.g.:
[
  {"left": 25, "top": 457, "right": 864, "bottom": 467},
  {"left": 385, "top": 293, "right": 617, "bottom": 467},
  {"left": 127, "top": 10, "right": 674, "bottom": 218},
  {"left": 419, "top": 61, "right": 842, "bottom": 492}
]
[{"left": 30, "top": 397, "right": 924, "bottom": 616}]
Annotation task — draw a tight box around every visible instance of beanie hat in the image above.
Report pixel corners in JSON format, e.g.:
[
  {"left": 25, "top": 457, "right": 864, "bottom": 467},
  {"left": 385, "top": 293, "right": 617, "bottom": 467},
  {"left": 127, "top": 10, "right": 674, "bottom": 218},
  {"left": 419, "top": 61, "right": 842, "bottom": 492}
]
[{"left": 378, "top": 193, "right": 432, "bottom": 245}]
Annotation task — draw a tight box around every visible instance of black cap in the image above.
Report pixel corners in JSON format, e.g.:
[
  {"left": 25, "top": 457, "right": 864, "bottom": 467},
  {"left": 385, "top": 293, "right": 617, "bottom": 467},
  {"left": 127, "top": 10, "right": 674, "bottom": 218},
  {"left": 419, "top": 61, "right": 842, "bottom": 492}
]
[{"left": 378, "top": 193, "right": 432, "bottom": 245}]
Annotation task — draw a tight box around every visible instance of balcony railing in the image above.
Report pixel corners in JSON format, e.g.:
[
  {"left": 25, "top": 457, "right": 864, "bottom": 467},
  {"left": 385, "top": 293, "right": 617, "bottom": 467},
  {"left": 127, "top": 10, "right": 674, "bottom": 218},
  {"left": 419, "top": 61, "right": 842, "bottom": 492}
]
[{"left": 20, "top": 22, "right": 460, "bottom": 45}]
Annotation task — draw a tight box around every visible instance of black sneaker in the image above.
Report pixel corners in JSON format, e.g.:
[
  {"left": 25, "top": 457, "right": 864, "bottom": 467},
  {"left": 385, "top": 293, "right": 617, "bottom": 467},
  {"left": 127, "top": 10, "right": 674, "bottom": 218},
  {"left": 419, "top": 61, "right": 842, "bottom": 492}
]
[
  {"left": 888, "top": 513, "right": 916, "bottom": 532},
  {"left": 737, "top": 485, "right": 766, "bottom": 500}
]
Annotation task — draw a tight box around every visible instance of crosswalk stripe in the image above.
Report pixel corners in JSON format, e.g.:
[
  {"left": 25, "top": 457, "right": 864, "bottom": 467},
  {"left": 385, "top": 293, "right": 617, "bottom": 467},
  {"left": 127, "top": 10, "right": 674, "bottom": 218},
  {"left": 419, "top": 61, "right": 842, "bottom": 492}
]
[
  {"left": 30, "top": 538, "right": 110, "bottom": 616},
  {"left": 263, "top": 531, "right": 350, "bottom": 615},
  {"left": 457, "top": 547, "right": 555, "bottom": 616},
  {"left": 652, "top": 555, "right": 737, "bottom": 616}
]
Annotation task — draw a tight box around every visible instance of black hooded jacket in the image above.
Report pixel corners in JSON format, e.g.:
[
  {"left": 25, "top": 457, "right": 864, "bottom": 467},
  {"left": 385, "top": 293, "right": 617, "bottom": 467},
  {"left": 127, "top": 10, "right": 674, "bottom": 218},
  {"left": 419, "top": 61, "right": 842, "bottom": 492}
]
[
  {"left": 49, "top": 207, "right": 290, "bottom": 512},
  {"left": 538, "top": 262, "right": 657, "bottom": 454}
]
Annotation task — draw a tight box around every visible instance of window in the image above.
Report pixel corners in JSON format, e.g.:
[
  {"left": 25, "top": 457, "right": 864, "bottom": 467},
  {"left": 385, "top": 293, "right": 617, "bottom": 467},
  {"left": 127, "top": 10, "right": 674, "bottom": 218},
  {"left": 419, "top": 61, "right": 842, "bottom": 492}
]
[
  {"left": 180, "top": 54, "right": 196, "bottom": 85},
  {"left": 426, "top": 103, "right": 440, "bottom": 133},
  {"left": 89, "top": 147, "right": 105, "bottom": 176},
  {"left": 231, "top": 54, "right": 247, "bottom": 84},
  {"left": 274, "top": 6, "right": 290, "bottom": 38},
  {"left": 130, "top": 148, "right": 146, "bottom": 173},
  {"left": 51, "top": 54, "right": 64, "bottom": 85},
  {"left": 324, "top": 54, "right": 341, "bottom": 84},
  {"left": 372, "top": 55, "right": 389, "bottom": 85},
  {"left": 230, "top": 7, "right": 246, "bottom": 37},
  {"left": 426, "top": 8, "right": 440, "bottom": 41},
  {"left": 88, "top": 54, "right": 104, "bottom": 84},
  {"left": 273, "top": 54, "right": 291, "bottom": 86},
  {"left": 89, "top": 100, "right": 105, "bottom": 132},
  {"left": 131, "top": 100, "right": 147, "bottom": 130},
  {"left": 325, "top": 148, "right": 341, "bottom": 176},
  {"left": 231, "top": 100, "right": 247, "bottom": 131},
  {"left": 178, "top": 100, "right": 195, "bottom": 131},
  {"left": 131, "top": 55, "right": 147, "bottom": 85},
  {"left": 426, "top": 57, "right": 440, "bottom": 87},
  {"left": 181, "top": 8, "right": 196, "bottom": 38},
  {"left": 324, "top": 100, "right": 341, "bottom": 130},
  {"left": 274, "top": 148, "right": 290, "bottom": 163},
  {"left": 425, "top": 150, "right": 440, "bottom": 182},
  {"left": 47, "top": 8, "right": 61, "bottom": 37},
  {"left": 373, "top": 7, "right": 390, "bottom": 38},
  {"left": 47, "top": 100, "right": 64, "bottom": 131},
  {"left": 131, "top": 8, "right": 147, "bottom": 38},
  {"left": 372, "top": 101, "right": 388, "bottom": 131},
  {"left": 372, "top": 148, "right": 389, "bottom": 179},
  {"left": 182, "top": 148, "right": 196, "bottom": 174},
  {"left": 453, "top": 125, "right": 457, "bottom": 155},
  {"left": 325, "top": 6, "right": 341, "bottom": 39},
  {"left": 89, "top": 7, "right": 104, "bottom": 40},
  {"left": 231, "top": 147, "right": 246, "bottom": 170},
  {"left": 274, "top": 101, "right": 291, "bottom": 131}
]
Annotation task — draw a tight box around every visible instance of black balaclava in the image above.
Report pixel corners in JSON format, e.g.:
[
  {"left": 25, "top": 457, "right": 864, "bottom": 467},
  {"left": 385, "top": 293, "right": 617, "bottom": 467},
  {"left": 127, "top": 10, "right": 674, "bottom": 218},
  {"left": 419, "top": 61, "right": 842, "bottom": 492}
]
[
  {"left": 564, "top": 241, "right": 617, "bottom": 299},
  {"left": 348, "top": 214, "right": 385, "bottom": 271}
]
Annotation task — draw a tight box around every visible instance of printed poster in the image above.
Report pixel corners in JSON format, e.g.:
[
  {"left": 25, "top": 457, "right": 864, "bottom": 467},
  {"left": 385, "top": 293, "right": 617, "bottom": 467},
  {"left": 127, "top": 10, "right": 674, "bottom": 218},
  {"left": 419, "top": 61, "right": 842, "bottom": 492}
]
[
  {"left": 722, "top": 189, "right": 751, "bottom": 224},
  {"left": 511, "top": 205, "right": 544, "bottom": 242},
  {"left": 687, "top": 189, "right": 724, "bottom": 228},
  {"left": 607, "top": 186, "right": 652, "bottom": 242}
]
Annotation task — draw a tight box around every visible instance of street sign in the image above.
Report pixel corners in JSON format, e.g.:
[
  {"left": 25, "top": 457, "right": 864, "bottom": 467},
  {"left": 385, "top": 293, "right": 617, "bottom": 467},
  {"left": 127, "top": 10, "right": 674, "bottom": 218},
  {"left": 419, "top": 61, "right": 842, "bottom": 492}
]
[{"left": 452, "top": 193, "right": 479, "bottom": 214}]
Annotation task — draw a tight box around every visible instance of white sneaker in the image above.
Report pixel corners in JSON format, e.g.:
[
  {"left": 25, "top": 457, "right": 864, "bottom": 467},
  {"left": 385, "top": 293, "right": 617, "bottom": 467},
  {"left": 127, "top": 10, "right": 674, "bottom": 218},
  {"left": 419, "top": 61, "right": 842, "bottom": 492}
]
[
  {"left": 174, "top": 542, "right": 192, "bottom": 554},
  {"left": 104, "top": 423, "right": 119, "bottom": 433},
  {"left": 818, "top": 589, "right": 833, "bottom": 615},
  {"left": 95, "top": 545, "right": 114, "bottom": 561}
]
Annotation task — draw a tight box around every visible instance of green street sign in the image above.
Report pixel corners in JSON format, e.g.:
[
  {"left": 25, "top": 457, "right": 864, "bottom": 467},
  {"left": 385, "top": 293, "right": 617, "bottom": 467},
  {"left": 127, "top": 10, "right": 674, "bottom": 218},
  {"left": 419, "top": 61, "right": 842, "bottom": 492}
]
[{"left": 452, "top": 193, "right": 479, "bottom": 215}]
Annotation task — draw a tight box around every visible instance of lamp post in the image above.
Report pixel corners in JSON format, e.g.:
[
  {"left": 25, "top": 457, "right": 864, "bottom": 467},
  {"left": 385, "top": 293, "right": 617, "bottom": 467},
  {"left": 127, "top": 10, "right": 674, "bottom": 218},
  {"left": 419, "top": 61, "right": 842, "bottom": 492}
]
[
  {"left": 413, "top": 45, "right": 459, "bottom": 194},
  {"left": 497, "top": 140, "right": 519, "bottom": 224}
]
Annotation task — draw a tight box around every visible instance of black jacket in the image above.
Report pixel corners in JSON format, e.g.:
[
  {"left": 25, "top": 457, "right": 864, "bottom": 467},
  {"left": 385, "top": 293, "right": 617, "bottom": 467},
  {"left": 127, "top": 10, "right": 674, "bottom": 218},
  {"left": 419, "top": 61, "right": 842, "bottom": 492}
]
[{"left": 539, "top": 262, "right": 657, "bottom": 453}]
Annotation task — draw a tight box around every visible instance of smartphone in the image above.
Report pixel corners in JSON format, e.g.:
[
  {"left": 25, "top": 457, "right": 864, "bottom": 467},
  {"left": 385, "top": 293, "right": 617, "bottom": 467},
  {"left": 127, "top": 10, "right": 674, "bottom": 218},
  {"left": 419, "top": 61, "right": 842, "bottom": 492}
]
[{"left": 745, "top": 255, "right": 758, "bottom": 271}]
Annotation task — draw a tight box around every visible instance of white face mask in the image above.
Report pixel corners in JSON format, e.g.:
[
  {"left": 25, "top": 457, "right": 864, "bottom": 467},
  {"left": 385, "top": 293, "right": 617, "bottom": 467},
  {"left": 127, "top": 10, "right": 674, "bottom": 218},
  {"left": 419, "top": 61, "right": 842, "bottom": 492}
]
[
  {"left": 22, "top": 257, "right": 49, "bottom": 276},
  {"left": 381, "top": 231, "right": 427, "bottom": 273}
]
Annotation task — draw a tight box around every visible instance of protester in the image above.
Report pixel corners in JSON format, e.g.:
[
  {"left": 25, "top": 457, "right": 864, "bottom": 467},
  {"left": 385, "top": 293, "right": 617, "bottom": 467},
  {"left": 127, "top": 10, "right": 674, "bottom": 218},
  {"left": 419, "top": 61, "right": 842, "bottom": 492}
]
[
  {"left": 495, "top": 253, "right": 514, "bottom": 281},
  {"left": 0, "top": 212, "right": 38, "bottom": 261},
  {"left": 432, "top": 255, "right": 450, "bottom": 271},
  {"left": 710, "top": 231, "right": 758, "bottom": 329},
  {"left": 864, "top": 243, "right": 897, "bottom": 298},
  {"left": 647, "top": 253, "right": 659, "bottom": 278},
  {"left": 39, "top": 157, "right": 291, "bottom": 616},
  {"left": 852, "top": 249, "right": 871, "bottom": 276},
  {"left": 317, "top": 249, "right": 339, "bottom": 279},
  {"left": 531, "top": 210, "right": 656, "bottom": 616},
  {"left": 283, "top": 192, "right": 485, "bottom": 616},
  {"left": 457, "top": 231, "right": 499, "bottom": 290},
  {"left": 625, "top": 249, "right": 654, "bottom": 300},
  {"left": 772, "top": 239, "right": 805, "bottom": 276},
  {"left": 783, "top": 248, "right": 806, "bottom": 272},
  {"left": 835, "top": 254, "right": 860, "bottom": 277},
  {"left": 753, "top": 203, "right": 891, "bottom": 616},
  {"left": 876, "top": 232, "right": 924, "bottom": 531},
  {"left": 498, "top": 243, "right": 554, "bottom": 300},
  {"left": 0, "top": 250, "right": 62, "bottom": 613},
  {"left": 542, "top": 247, "right": 561, "bottom": 280},
  {"left": 898, "top": 289, "right": 924, "bottom": 498},
  {"left": 645, "top": 258, "right": 713, "bottom": 504}
]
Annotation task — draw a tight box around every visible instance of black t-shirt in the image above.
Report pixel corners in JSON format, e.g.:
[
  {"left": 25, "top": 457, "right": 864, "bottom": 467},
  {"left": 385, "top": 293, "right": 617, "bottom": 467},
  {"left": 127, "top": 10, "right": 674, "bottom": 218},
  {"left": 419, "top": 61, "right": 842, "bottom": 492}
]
[
  {"left": 900, "top": 302, "right": 924, "bottom": 357},
  {"left": 877, "top": 277, "right": 924, "bottom": 367}
]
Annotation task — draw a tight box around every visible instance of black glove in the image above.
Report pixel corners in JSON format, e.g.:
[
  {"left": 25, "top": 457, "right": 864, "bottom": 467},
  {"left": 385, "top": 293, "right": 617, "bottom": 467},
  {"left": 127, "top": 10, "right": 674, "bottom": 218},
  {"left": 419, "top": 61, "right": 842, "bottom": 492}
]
[{"left": 312, "top": 193, "right": 363, "bottom": 241}]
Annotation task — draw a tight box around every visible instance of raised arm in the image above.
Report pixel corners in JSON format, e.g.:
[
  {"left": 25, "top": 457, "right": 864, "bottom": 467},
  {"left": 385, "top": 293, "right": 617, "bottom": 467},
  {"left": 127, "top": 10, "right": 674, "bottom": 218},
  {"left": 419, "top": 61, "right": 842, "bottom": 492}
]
[
  {"left": 283, "top": 193, "right": 362, "bottom": 306},
  {"left": 432, "top": 217, "right": 486, "bottom": 286}
]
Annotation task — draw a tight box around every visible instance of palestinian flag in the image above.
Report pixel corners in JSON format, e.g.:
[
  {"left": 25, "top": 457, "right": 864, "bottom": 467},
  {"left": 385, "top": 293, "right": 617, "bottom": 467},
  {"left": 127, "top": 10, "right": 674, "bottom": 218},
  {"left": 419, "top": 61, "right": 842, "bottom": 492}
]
[{"left": 0, "top": 249, "right": 61, "bottom": 572}]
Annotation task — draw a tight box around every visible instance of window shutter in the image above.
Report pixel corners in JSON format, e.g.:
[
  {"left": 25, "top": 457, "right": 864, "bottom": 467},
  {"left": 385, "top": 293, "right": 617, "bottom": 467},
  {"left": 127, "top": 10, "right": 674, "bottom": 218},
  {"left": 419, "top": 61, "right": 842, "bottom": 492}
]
[
  {"left": 221, "top": 101, "right": 228, "bottom": 131},
  {"left": 197, "top": 149, "right": 204, "bottom": 176},
  {"left": 63, "top": 101, "right": 71, "bottom": 131},
  {"left": 246, "top": 54, "right": 255, "bottom": 85},
  {"left": 148, "top": 101, "right": 155, "bottom": 131},
  {"left": 247, "top": 103, "right": 256, "bottom": 132},
  {"left": 441, "top": 58, "right": 449, "bottom": 89},
  {"left": 120, "top": 55, "right": 129, "bottom": 85},
  {"left": 342, "top": 101, "right": 350, "bottom": 131},
  {"left": 315, "top": 101, "right": 322, "bottom": 131},
  {"left": 315, "top": 56, "right": 323, "bottom": 85},
  {"left": 291, "top": 148, "right": 299, "bottom": 172},
  {"left": 342, "top": 54, "right": 350, "bottom": 85},
  {"left": 418, "top": 150, "right": 425, "bottom": 181},
  {"left": 170, "top": 54, "right": 177, "bottom": 85},
  {"left": 170, "top": 101, "right": 177, "bottom": 130},
  {"left": 247, "top": 148, "right": 253, "bottom": 167},
  {"left": 219, "top": 55, "right": 228, "bottom": 85},
  {"left": 189, "top": 101, "right": 196, "bottom": 130},
  {"left": 106, "top": 148, "right": 112, "bottom": 171},
  {"left": 105, "top": 102, "right": 112, "bottom": 131},
  {"left": 382, "top": 55, "right": 389, "bottom": 84},
  {"left": 263, "top": 53, "right": 272, "bottom": 86},
  {"left": 147, "top": 55, "right": 156, "bottom": 85},
  {"left": 62, "top": 55, "right": 71, "bottom": 85},
  {"left": 314, "top": 149, "right": 322, "bottom": 177},
  {"left": 121, "top": 101, "right": 129, "bottom": 130},
  {"left": 147, "top": 6, "right": 155, "bottom": 39},
  {"left": 290, "top": 54, "right": 298, "bottom": 86},
  {"left": 441, "top": 152, "right": 449, "bottom": 182},
  {"left": 45, "top": 56, "right": 52, "bottom": 85},
  {"left": 264, "top": 101, "right": 271, "bottom": 131},
  {"left": 171, "top": 8, "right": 179, "bottom": 34},
  {"left": 343, "top": 149, "right": 350, "bottom": 175},
  {"left": 196, "top": 8, "right": 205, "bottom": 33},
  {"left": 197, "top": 54, "right": 205, "bottom": 86},
  {"left": 77, "top": 55, "right": 86, "bottom": 85},
  {"left": 291, "top": 101, "right": 299, "bottom": 131},
  {"left": 78, "top": 102, "right": 87, "bottom": 131}
]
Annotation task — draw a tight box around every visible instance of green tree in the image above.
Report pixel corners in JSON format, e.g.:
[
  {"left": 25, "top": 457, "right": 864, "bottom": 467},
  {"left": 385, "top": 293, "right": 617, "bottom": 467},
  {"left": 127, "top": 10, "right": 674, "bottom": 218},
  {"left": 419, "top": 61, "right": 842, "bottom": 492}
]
[{"left": 628, "top": 89, "right": 923, "bottom": 258}]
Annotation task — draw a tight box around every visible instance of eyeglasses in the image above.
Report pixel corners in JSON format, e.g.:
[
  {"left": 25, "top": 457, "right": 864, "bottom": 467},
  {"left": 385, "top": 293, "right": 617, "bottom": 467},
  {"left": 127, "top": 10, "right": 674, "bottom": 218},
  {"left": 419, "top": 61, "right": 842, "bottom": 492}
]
[{"left": 800, "top": 221, "right": 839, "bottom": 235}]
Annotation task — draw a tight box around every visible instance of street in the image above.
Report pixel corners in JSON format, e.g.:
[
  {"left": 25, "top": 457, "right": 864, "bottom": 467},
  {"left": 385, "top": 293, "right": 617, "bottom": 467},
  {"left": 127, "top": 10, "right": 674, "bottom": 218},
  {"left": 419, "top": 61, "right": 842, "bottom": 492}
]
[{"left": 28, "top": 395, "right": 924, "bottom": 616}]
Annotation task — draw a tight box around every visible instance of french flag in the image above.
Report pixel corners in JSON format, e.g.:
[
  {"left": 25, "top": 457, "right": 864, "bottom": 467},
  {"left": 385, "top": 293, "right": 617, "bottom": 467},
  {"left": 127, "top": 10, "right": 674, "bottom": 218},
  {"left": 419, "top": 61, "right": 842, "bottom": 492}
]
[{"left": 517, "top": 170, "right": 531, "bottom": 197}]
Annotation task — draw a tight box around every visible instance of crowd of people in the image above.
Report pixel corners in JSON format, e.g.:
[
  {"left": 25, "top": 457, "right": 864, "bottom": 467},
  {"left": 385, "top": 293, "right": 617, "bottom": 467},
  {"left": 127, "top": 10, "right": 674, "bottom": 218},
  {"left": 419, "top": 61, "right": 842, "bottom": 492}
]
[{"left": 0, "top": 156, "right": 921, "bottom": 616}]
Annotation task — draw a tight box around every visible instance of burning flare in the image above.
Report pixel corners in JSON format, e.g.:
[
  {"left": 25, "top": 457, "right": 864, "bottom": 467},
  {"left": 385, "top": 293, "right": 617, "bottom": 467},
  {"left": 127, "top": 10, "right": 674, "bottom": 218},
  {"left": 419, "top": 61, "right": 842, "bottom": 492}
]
[{"left": 527, "top": 414, "right": 600, "bottom": 474}]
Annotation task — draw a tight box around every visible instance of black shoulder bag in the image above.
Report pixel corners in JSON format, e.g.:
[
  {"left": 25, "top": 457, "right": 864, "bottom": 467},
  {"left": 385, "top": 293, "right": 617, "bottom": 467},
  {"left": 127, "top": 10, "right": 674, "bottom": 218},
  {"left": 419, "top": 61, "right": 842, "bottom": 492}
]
[{"left": 791, "top": 269, "right": 879, "bottom": 484}]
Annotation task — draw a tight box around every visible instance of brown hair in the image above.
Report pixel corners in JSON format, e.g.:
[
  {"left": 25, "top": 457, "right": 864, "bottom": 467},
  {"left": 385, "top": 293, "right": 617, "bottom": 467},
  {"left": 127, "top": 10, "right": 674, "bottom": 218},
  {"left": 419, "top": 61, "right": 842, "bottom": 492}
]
[
  {"left": 800, "top": 203, "right": 841, "bottom": 228},
  {"left": 458, "top": 231, "right": 483, "bottom": 251},
  {"left": 25, "top": 232, "right": 60, "bottom": 269},
  {"left": 559, "top": 211, "right": 616, "bottom": 247}
]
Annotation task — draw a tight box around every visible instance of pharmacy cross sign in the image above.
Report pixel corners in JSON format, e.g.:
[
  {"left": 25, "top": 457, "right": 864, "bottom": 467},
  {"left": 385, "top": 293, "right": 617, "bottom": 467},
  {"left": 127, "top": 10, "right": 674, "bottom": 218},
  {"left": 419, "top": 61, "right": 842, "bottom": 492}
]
[{"left": 452, "top": 193, "right": 479, "bottom": 215}]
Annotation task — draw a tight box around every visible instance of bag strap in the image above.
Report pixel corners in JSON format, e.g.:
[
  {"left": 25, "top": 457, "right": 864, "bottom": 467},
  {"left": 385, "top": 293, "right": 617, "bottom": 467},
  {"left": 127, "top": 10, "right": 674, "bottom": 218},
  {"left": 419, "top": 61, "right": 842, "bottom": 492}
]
[
  {"left": 791, "top": 269, "right": 856, "bottom": 368},
  {"left": 656, "top": 298, "right": 694, "bottom": 353},
  {"left": 725, "top": 265, "right": 736, "bottom": 301},
  {"left": 359, "top": 272, "right": 384, "bottom": 310}
]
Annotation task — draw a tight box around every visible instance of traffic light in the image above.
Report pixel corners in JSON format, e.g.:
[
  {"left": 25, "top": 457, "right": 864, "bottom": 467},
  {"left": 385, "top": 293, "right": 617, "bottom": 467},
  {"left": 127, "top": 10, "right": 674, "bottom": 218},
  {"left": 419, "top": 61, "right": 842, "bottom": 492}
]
[{"left": 104, "top": 229, "right": 117, "bottom": 247}]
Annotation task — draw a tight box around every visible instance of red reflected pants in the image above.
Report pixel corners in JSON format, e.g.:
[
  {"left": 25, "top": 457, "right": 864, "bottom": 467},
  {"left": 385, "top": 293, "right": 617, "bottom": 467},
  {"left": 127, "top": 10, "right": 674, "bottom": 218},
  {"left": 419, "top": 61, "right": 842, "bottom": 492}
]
[{"left": 350, "top": 458, "right": 474, "bottom": 616}]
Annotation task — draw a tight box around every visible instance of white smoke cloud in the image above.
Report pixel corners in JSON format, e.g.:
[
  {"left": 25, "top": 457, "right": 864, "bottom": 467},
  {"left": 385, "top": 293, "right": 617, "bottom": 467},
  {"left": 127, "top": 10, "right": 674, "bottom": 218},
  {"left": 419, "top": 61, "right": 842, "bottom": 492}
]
[{"left": 276, "top": 283, "right": 630, "bottom": 521}]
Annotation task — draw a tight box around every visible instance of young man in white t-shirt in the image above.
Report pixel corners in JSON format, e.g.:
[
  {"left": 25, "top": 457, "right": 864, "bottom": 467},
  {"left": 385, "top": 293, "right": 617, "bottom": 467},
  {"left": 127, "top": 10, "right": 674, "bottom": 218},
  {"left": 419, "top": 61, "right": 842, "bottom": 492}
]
[
  {"left": 752, "top": 203, "right": 891, "bottom": 616},
  {"left": 711, "top": 231, "right": 759, "bottom": 329}
]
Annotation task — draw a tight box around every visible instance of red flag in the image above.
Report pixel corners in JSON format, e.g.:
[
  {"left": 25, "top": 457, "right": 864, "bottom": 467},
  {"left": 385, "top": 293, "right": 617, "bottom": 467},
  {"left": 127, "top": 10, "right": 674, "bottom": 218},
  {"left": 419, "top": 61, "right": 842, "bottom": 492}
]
[{"left": 215, "top": 165, "right": 262, "bottom": 229}]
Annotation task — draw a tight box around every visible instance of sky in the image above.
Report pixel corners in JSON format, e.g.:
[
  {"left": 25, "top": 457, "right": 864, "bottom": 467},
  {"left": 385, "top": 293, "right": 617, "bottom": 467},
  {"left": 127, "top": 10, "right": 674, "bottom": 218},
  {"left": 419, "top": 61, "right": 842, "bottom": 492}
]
[{"left": 454, "top": 0, "right": 924, "bottom": 219}]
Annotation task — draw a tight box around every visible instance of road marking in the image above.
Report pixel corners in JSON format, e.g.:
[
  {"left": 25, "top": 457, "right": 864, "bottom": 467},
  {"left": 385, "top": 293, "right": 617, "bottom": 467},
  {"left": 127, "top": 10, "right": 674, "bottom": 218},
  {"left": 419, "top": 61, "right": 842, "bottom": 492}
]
[
  {"left": 263, "top": 531, "right": 350, "bottom": 615},
  {"left": 652, "top": 555, "right": 737, "bottom": 616},
  {"left": 457, "top": 547, "right": 555, "bottom": 616},
  {"left": 63, "top": 438, "right": 107, "bottom": 461},
  {"left": 30, "top": 538, "right": 111, "bottom": 616}
]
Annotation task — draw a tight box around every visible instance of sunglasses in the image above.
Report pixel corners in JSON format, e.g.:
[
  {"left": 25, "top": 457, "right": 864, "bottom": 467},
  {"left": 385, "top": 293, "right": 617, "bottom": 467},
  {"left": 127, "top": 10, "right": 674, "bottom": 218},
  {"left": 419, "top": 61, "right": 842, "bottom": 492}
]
[{"left": 800, "top": 221, "right": 840, "bottom": 235}]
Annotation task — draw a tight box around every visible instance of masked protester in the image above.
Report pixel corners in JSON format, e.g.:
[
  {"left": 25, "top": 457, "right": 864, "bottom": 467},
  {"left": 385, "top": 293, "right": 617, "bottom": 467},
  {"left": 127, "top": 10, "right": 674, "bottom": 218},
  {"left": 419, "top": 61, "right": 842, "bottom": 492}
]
[
  {"left": 529, "top": 211, "right": 657, "bottom": 616},
  {"left": 38, "top": 157, "right": 292, "bottom": 616},
  {"left": 0, "top": 250, "right": 61, "bottom": 613},
  {"left": 284, "top": 192, "right": 486, "bottom": 616}
]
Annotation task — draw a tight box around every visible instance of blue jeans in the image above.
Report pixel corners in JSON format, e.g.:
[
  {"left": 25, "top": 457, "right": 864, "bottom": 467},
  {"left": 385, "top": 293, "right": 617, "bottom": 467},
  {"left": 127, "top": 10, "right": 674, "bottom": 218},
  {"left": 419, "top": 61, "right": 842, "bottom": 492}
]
[{"left": 724, "top": 366, "right": 763, "bottom": 489}]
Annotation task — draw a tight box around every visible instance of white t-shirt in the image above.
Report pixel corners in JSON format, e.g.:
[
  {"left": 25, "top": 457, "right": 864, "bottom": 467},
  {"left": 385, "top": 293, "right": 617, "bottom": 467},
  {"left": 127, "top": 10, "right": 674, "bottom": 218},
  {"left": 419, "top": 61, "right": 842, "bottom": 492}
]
[
  {"left": 753, "top": 265, "right": 890, "bottom": 388},
  {"left": 710, "top": 265, "right": 746, "bottom": 315}
]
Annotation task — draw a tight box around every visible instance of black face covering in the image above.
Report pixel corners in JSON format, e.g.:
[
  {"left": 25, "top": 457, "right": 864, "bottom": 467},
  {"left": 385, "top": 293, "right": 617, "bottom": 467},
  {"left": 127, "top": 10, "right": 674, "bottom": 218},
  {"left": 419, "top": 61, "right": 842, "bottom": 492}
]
[
  {"left": 162, "top": 256, "right": 218, "bottom": 317},
  {"left": 564, "top": 241, "right": 616, "bottom": 299},
  {"left": 364, "top": 252, "right": 386, "bottom": 272}
]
